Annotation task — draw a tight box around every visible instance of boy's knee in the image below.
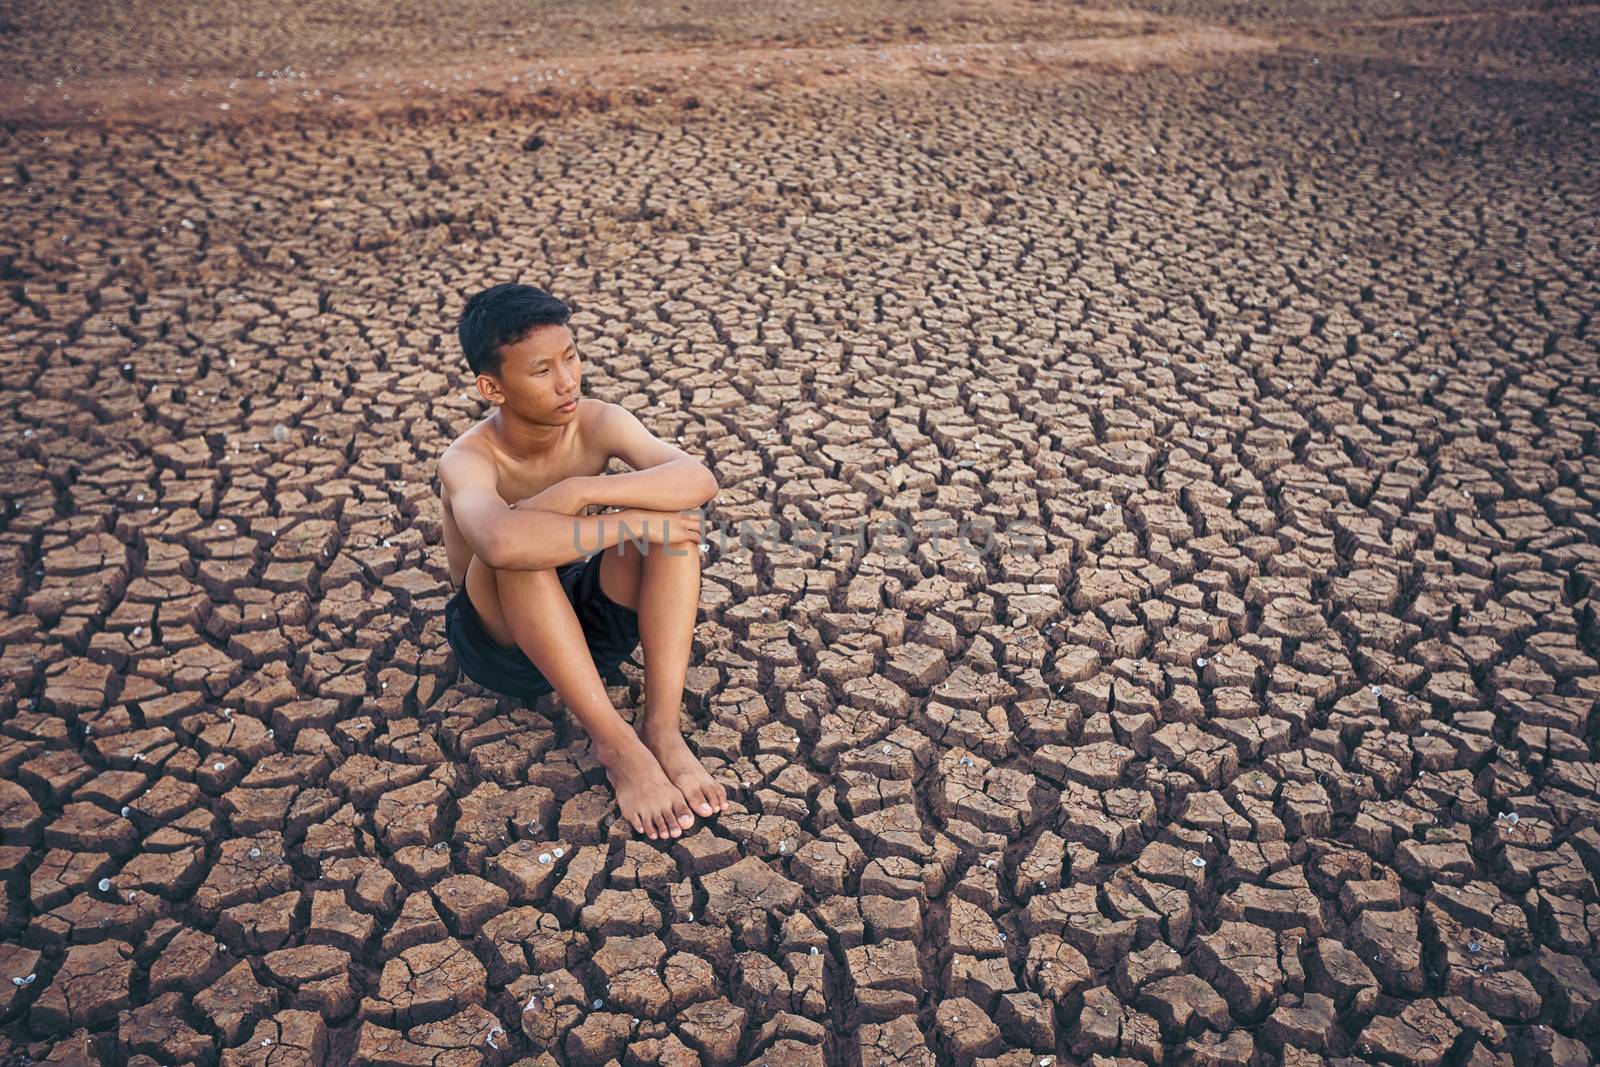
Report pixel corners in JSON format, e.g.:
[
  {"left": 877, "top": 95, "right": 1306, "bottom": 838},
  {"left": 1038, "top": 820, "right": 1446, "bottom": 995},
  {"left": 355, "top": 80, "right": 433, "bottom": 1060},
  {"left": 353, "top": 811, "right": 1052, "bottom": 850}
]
[{"left": 466, "top": 554, "right": 496, "bottom": 583}]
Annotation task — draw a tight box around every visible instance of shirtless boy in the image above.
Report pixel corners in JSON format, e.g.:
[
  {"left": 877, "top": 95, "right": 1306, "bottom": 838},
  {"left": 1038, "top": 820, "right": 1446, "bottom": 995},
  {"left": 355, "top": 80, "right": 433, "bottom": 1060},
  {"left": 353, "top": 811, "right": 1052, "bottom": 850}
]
[{"left": 437, "top": 282, "right": 727, "bottom": 841}]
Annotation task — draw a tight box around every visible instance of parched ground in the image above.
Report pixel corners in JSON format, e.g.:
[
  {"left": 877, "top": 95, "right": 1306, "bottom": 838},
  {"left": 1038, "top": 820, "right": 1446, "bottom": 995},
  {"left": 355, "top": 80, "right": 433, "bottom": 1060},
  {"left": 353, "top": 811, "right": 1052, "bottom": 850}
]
[{"left": 2, "top": 1, "right": 1599, "bottom": 1066}]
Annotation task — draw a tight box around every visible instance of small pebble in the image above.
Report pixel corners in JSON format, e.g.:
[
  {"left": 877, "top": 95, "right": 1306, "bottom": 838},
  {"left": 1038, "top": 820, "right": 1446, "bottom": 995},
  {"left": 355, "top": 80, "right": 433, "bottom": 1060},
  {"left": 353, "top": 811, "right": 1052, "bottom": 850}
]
[
  {"left": 538, "top": 852, "right": 551, "bottom": 864},
  {"left": 213, "top": 762, "right": 225, "bottom": 771},
  {"left": 98, "top": 878, "right": 112, "bottom": 891},
  {"left": 552, "top": 846, "right": 564, "bottom": 857},
  {"left": 1191, "top": 856, "right": 1206, "bottom": 868}
]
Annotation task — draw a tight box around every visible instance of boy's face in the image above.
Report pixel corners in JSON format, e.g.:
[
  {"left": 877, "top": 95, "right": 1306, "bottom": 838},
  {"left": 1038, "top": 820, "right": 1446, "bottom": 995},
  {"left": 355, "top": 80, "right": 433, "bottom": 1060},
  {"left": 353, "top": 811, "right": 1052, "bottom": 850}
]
[{"left": 476, "top": 323, "right": 581, "bottom": 421}]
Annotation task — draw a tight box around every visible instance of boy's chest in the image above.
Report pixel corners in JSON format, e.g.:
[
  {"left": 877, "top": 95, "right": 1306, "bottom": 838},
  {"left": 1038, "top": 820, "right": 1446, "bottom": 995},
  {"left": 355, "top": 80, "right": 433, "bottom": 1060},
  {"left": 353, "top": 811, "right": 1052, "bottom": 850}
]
[
  {"left": 491, "top": 463, "right": 576, "bottom": 505},
  {"left": 485, "top": 446, "right": 610, "bottom": 506}
]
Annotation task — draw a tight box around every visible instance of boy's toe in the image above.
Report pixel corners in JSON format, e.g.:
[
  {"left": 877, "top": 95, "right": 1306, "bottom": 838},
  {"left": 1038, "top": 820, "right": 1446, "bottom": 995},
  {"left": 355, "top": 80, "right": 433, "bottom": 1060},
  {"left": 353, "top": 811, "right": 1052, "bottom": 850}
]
[{"left": 669, "top": 791, "right": 696, "bottom": 830}]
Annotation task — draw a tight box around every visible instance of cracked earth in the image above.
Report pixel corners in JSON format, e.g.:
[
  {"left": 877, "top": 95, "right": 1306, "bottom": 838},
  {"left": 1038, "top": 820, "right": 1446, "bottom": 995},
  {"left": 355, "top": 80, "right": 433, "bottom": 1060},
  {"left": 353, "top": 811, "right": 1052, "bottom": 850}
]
[{"left": 1, "top": 0, "right": 1598, "bottom": 1065}]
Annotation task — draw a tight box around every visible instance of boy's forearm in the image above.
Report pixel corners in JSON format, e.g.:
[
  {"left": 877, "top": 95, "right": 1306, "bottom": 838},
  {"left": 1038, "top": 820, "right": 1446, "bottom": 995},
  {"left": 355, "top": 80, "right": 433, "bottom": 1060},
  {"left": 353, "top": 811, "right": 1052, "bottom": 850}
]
[
  {"left": 488, "top": 507, "right": 686, "bottom": 571},
  {"left": 582, "top": 460, "right": 718, "bottom": 513}
]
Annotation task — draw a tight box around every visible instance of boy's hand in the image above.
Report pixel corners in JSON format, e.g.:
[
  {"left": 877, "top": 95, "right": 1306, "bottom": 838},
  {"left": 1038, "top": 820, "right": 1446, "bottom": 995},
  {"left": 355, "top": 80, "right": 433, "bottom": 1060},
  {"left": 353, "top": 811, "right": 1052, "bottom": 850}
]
[
  {"left": 511, "top": 476, "right": 592, "bottom": 516},
  {"left": 630, "top": 509, "right": 704, "bottom": 548}
]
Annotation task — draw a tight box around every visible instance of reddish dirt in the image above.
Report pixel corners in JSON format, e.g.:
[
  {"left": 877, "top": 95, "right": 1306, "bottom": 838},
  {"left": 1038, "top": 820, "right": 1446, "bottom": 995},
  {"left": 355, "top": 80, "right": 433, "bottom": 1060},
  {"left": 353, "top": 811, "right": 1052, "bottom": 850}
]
[{"left": 0, "top": 10, "right": 1270, "bottom": 131}]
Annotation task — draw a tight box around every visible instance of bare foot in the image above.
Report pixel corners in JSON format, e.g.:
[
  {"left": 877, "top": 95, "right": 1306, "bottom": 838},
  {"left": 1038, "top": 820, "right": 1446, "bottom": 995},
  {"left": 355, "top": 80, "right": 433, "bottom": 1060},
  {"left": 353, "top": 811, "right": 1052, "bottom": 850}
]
[
  {"left": 595, "top": 735, "right": 696, "bottom": 840},
  {"left": 639, "top": 722, "right": 728, "bottom": 821}
]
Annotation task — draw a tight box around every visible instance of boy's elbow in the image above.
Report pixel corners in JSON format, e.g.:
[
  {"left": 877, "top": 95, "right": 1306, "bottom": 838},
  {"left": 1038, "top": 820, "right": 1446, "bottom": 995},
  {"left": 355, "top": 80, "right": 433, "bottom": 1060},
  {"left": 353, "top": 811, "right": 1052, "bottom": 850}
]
[
  {"left": 474, "top": 514, "right": 515, "bottom": 571},
  {"left": 695, "top": 464, "right": 720, "bottom": 504},
  {"left": 475, "top": 532, "right": 508, "bottom": 571},
  {"left": 481, "top": 513, "right": 571, "bottom": 572}
]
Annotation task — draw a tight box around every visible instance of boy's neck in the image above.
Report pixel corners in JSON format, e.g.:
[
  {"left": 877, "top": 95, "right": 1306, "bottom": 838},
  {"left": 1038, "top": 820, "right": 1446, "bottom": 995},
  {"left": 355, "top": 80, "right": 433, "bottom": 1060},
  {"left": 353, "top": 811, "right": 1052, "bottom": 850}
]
[{"left": 487, "top": 407, "right": 566, "bottom": 460}]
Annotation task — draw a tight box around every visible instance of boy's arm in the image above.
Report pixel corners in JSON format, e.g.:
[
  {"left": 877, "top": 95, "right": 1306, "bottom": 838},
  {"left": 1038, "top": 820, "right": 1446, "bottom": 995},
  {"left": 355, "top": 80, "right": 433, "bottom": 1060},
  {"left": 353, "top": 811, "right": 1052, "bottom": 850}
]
[
  {"left": 573, "top": 402, "right": 720, "bottom": 513},
  {"left": 440, "top": 448, "right": 697, "bottom": 572}
]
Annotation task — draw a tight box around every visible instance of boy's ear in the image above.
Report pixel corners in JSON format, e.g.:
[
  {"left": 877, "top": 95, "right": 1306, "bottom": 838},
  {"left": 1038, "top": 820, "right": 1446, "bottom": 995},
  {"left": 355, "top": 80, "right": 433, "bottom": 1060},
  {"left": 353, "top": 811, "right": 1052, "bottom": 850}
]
[{"left": 475, "top": 374, "right": 505, "bottom": 404}]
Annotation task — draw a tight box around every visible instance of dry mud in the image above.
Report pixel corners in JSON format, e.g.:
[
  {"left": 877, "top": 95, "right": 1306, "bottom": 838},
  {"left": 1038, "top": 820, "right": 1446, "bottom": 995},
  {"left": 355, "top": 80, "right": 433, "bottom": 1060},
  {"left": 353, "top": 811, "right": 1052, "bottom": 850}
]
[{"left": 1, "top": 1, "right": 1599, "bottom": 1066}]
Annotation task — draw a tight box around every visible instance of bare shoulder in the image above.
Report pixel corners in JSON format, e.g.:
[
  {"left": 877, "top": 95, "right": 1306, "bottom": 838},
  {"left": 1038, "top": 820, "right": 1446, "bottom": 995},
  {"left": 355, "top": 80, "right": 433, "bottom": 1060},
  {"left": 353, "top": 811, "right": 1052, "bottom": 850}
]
[
  {"left": 575, "top": 397, "right": 620, "bottom": 428},
  {"left": 437, "top": 422, "right": 497, "bottom": 486},
  {"left": 580, "top": 398, "right": 695, "bottom": 471},
  {"left": 574, "top": 397, "right": 623, "bottom": 458}
]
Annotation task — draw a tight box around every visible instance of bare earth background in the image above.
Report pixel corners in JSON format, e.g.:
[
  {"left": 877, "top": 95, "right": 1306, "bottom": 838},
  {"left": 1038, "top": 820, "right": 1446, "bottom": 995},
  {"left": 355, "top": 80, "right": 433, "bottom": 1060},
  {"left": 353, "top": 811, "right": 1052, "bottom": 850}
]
[{"left": 2, "top": 1, "right": 1599, "bottom": 1066}]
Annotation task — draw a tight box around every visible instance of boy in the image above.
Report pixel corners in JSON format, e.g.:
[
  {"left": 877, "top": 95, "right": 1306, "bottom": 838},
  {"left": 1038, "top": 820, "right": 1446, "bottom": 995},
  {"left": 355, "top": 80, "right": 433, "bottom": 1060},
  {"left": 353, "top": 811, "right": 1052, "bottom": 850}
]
[{"left": 437, "top": 282, "right": 727, "bottom": 841}]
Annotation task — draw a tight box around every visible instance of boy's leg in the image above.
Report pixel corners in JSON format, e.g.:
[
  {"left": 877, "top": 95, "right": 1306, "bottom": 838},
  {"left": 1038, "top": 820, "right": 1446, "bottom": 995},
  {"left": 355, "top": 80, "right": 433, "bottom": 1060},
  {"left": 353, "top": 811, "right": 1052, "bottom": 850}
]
[
  {"left": 603, "top": 539, "right": 727, "bottom": 819},
  {"left": 477, "top": 556, "right": 696, "bottom": 839}
]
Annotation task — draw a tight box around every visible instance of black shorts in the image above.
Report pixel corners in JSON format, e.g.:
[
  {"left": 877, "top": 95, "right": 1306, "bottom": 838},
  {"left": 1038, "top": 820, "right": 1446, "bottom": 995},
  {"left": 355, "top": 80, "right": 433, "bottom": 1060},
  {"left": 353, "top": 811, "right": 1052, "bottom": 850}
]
[{"left": 444, "top": 552, "right": 642, "bottom": 702}]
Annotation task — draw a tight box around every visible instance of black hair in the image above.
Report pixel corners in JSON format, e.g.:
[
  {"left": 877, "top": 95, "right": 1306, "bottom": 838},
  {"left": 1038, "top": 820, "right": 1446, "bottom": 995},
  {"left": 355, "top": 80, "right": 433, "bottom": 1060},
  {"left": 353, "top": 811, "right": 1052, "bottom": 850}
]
[{"left": 456, "top": 283, "right": 571, "bottom": 377}]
